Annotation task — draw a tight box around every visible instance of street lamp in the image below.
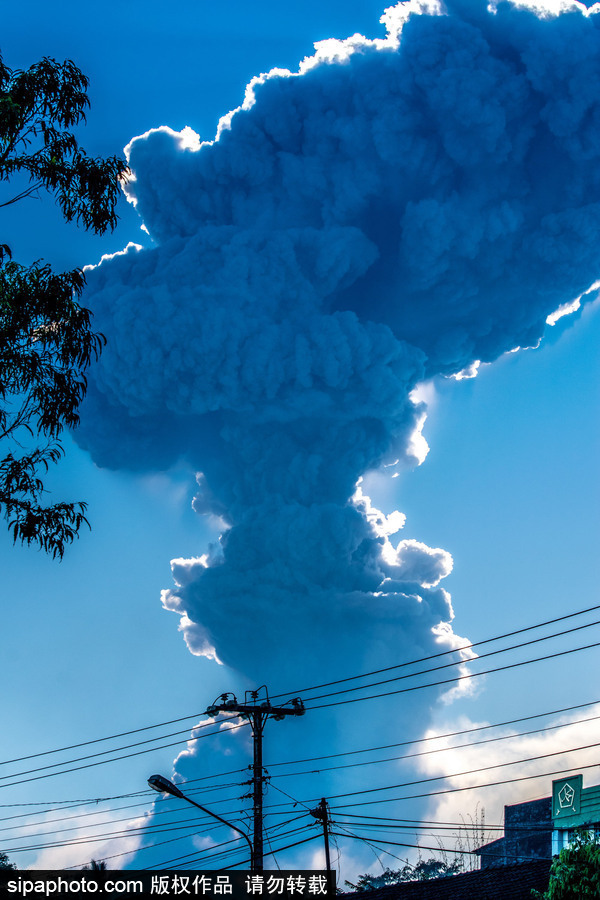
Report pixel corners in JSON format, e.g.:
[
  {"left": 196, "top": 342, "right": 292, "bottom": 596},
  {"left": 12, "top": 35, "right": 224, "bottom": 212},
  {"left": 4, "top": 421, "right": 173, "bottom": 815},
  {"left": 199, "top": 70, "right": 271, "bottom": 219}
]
[{"left": 148, "top": 774, "right": 255, "bottom": 870}]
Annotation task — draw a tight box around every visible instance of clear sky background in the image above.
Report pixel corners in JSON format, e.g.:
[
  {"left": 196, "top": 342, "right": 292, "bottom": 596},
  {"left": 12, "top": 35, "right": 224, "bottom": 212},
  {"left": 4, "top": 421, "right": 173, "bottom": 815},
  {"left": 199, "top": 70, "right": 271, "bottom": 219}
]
[{"left": 1, "top": 0, "right": 599, "bottom": 881}]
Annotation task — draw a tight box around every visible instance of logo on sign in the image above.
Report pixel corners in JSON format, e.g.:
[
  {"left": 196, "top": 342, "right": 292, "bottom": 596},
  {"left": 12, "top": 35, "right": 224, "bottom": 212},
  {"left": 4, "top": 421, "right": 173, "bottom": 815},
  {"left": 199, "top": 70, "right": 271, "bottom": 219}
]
[
  {"left": 558, "top": 783, "right": 576, "bottom": 811},
  {"left": 553, "top": 775, "right": 582, "bottom": 819}
]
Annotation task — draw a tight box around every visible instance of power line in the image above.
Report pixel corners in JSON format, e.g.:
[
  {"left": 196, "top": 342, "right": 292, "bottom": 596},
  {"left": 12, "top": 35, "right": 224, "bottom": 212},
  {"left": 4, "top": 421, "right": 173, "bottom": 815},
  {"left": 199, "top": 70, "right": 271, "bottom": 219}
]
[
  {"left": 212, "top": 833, "right": 322, "bottom": 872},
  {"left": 0, "top": 717, "right": 248, "bottom": 783},
  {"left": 328, "top": 759, "right": 600, "bottom": 810},
  {"left": 4, "top": 604, "right": 597, "bottom": 774},
  {"left": 6, "top": 797, "right": 304, "bottom": 860},
  {"left": 0, "top": 787, "right": 244, "bottom": 844},
  {"left": 0, "top": 711, "right": 209, "bottom": 768},
  {"left": 300, "top": 738, "right": 600, "bottom": 804},
  {"left": 2, "top": 807, "right": 239, "bottom": 855},
  {"left": 0, "top": 791, "right": 149, "bottom": 809},
  {"left": 176, "top": 824, "right": 314, "bottom": 872},
  {"left": 264, "top": 699, "right": 600, "bottom": 771},
  {"left": 2, "top": 604, "right": 597, "bottom": 811},
  {"left": 298, "top": 618, "right": 600, "bottom": 706},
  {"left": 330, "top": 831, "right": 553, "bottom": 862},
  {"left": 5, "top": 695, "right": 592, "bottom": 823},
  {"left": 0, "top": 724, "right": 233, "bottom": 782},
  {"left": 267, "top": 782, "right": 315, "bottom": 814},
  {"left": 266, "top": 712, "right": 600, "bottom": 780},
  {"left": 64, "top": 813, "right": 310, "bottom": 872},
  {"left": 11, "top": 707, "right": 590, "bottom": 852},
  {"left": 147, "top": 813, "right": 312, "bottom": 869},
  {"left": 0, "top": 791, "right": 301, "bottom": 830},
  {"left": 334, "top": 822, "right": 410, "bottom": 872},
  {"left": 307, "top": 638, "right": 600, "bottom": 710},
  {"left": 4, "top": 609, "right": 600, "bottom": 869},
  {"left": 67, "top": 822, "right": 311, "bottom": 873},
  {"left": 63, "top": 829, "right": 226, "bottom": 871},
  {"left": 17, "top": 804, "right": 316, "bottom": 872},
  {"left": 249, "top": 758, "right": 600, "bottom": 816},
  {"left": 144, "top": 833, "right": 258, "bottom": 871},
  {"left": 334, "top": 814, "right": 547, "bottom": 833},
  {"left": 0, "top": 719, "right": 249, "bottom": 790},
  {"left": 4, "top": 648, "right": 598, "bottom": 794},
  {"left": 0, "top": 764, "right": 249, "bottom": 824},
  {"left": 273, "top": 603, "right": 600, "bottom": 700}
]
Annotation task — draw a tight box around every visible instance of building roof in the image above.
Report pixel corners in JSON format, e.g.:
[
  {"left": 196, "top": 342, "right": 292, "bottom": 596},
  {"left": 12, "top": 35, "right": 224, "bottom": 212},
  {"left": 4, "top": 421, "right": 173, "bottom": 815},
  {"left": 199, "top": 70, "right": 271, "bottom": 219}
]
[{"left": 340, "top": 859, "right": 551, "bottom": 900}]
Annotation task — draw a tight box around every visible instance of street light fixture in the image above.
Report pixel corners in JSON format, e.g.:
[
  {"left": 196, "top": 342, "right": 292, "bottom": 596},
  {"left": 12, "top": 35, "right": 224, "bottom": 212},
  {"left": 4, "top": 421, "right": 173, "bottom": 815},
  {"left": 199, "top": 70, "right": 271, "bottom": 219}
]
[{"left": 148, "top": 774, "right": 255, "bottom": 870}]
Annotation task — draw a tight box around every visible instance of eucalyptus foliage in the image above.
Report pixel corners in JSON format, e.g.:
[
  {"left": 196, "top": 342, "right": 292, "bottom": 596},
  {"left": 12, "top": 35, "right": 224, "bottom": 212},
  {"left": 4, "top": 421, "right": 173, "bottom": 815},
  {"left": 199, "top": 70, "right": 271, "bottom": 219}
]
[{"left": 0, "top": 54, "right": 127, "bottom": 557}]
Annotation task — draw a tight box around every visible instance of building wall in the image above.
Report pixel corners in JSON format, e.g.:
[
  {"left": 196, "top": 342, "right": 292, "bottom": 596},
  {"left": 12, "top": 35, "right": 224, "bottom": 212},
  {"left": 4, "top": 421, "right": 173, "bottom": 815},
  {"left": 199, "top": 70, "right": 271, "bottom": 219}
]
[
  {"left": 478, "top": 797, "right": 552, "bottom": 868},
  {"left": 477, "top": 778, "right": 600, "bottom": 868},
  {"left": 503, "top": 797, "right": 552, "bottom": 864}
]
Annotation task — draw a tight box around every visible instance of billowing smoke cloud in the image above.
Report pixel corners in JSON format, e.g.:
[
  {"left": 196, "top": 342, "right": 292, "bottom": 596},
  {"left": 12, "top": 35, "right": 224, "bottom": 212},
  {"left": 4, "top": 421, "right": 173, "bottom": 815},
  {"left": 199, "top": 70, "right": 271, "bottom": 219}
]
[{"left": 78, "top": 0, "right": 600, "bottom": 698}]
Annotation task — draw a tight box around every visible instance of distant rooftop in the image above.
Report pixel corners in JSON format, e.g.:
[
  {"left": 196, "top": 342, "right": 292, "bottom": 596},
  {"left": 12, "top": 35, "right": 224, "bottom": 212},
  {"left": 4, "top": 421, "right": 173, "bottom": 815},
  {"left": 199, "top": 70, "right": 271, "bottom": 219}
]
[{"left": 340, "top": 858, "right": 551, "bottom": 900}]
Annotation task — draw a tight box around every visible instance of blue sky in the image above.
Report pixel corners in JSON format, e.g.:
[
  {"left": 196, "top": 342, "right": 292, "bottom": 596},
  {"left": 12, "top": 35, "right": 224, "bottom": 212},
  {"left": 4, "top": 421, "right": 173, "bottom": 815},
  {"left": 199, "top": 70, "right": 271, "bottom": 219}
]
[{"left": 1, "top": 0, "right": 599, "bottom": 880}]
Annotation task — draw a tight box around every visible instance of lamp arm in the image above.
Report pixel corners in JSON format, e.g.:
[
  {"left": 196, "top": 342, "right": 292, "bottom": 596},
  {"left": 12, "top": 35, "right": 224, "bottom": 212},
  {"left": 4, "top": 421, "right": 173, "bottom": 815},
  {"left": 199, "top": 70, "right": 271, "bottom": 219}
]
[{"left": 183, "top": 794, "right": 254, "bottom": 860}]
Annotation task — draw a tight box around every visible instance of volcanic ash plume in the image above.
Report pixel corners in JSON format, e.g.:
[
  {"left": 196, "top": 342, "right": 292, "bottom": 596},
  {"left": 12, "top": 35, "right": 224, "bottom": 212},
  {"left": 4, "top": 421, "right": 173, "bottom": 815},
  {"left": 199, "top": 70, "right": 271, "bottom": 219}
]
[{"left": 78, "top": 0, "right": 600, "bottom": 688}]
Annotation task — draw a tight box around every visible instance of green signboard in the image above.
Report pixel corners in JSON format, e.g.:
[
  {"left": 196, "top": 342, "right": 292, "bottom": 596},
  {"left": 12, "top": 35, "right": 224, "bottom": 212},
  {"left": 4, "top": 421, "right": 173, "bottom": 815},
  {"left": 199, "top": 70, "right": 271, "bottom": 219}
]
[{"left": 552, "top": 775, "right": 583, "bottom": 820}]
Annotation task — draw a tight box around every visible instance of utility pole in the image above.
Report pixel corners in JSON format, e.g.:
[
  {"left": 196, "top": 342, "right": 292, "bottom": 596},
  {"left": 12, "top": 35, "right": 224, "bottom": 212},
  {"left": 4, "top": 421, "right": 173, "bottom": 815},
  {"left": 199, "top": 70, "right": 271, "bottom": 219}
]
[
  {"left": 206, "top": 686, "right": 305, "bottom": 873},
  {"left": 310, "top": 798, "right": 332, "bottom": 875}
]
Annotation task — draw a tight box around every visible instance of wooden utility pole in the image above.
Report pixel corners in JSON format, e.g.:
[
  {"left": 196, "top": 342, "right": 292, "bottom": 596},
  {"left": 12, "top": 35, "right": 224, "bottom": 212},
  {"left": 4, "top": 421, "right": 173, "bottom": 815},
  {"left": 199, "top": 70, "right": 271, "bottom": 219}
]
[
  {"left": 310, "top": 798, "right": 332, "bottom": 875},
  {"left": 206, "top": 687, "right": 305, "bottom": 872}
]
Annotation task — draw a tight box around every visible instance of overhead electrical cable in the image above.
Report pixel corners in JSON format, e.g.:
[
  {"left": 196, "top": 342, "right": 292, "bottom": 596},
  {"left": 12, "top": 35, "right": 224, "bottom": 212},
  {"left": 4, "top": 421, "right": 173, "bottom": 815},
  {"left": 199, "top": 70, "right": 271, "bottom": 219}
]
[
  {"left": 2, "top": 792, "right": 256, "bottom": 849},
  {"left": 2, "top": 811, "right": 240, "bottom": 855},
  {"left": 5, "top": 696, "right": 590, "bottom": 823},
  {"left": 273, "top": 602, "right": 600, "bottom": 699},
  {"left": 266, "top": 712, "right": 600, "bottom": 779},
  {"left": 333, "top": 820, "right": 421, "bottom": 869},
  {"left": 0, "top": 720, "right": 250, "bottom": 790},
  {"left": 306, "top": 638, "right": 600, "bottom": 710},
  {"left": 327, "top": 758, "right": 600, "bottom": 810},
  {"left": 0, "top": 720, "right": 249, "bottom": 784},
  {"left": 143, "top": 832, "right": 259, "bottom": 871},
  {"left": 297, "top": 619, "right": 600, "bottom": 705},
  {"left": 250, "top": 759, "right": 600, "bottom": 817},
  {"left": 335, "top": 828, "right": 409, "bottom": 872},
  {"left": 64, "top": 813, "right": 308, "bottom": 871},
  {"left": 4, "top": 604, "right": 597, "bottom": 773},
  {"left": 0, "top": 802, "right": 224, "bottom": 840},
  {"left": 0, "top": 729, "right": 240, "bottom": 782},
  {"left": 263, "top": 698, "right": 600, "bottom": 771},
  {"left": 0, "top": 781, "right": 242, "bottom": 834},
  {"left": 0, "top": 791, "right": 151, "bottom": 811},
  {"left": 0, "top": 791, "right": 246, "bottom": 845},
  {"left": 267, "top": 781, "right": 315, "bottom": 814},
  {"left": 333, "top": 816, "right": 546, "bottom": 833},
  {"left": 0, "top": 711, "right": 217, "bottom": 768},
  {"left": 3, "top": 669, "right": 599, "bottom": 795},
  {"left": 9, "top": 797, "right": 303, "bottom": 857},
  {"left": 330, "top": 830, "right": 553, "bottom": 862},
  {"left": 312, "top": 738, "right": 600, "bottom": 802},
  {"left": 0, "top": 763, "right": 251, "bottom": 822},
  {"left": 10, "top": 713, "right": 582, "bottom": 847},
  {"left": 212, "top": 833, "right": 322, "bottom": 872},
  {"left": 70, "top": 822, "right": 310, "bottom": 873},
  {"left": 184, "top": 824, "right": 315, "bottom": 871},
  {"left": 63, "top": 829, "right": 226, "bottom": 870},
  {"left": 0, "top": 797, "right": 306, "bottom": 844}
]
